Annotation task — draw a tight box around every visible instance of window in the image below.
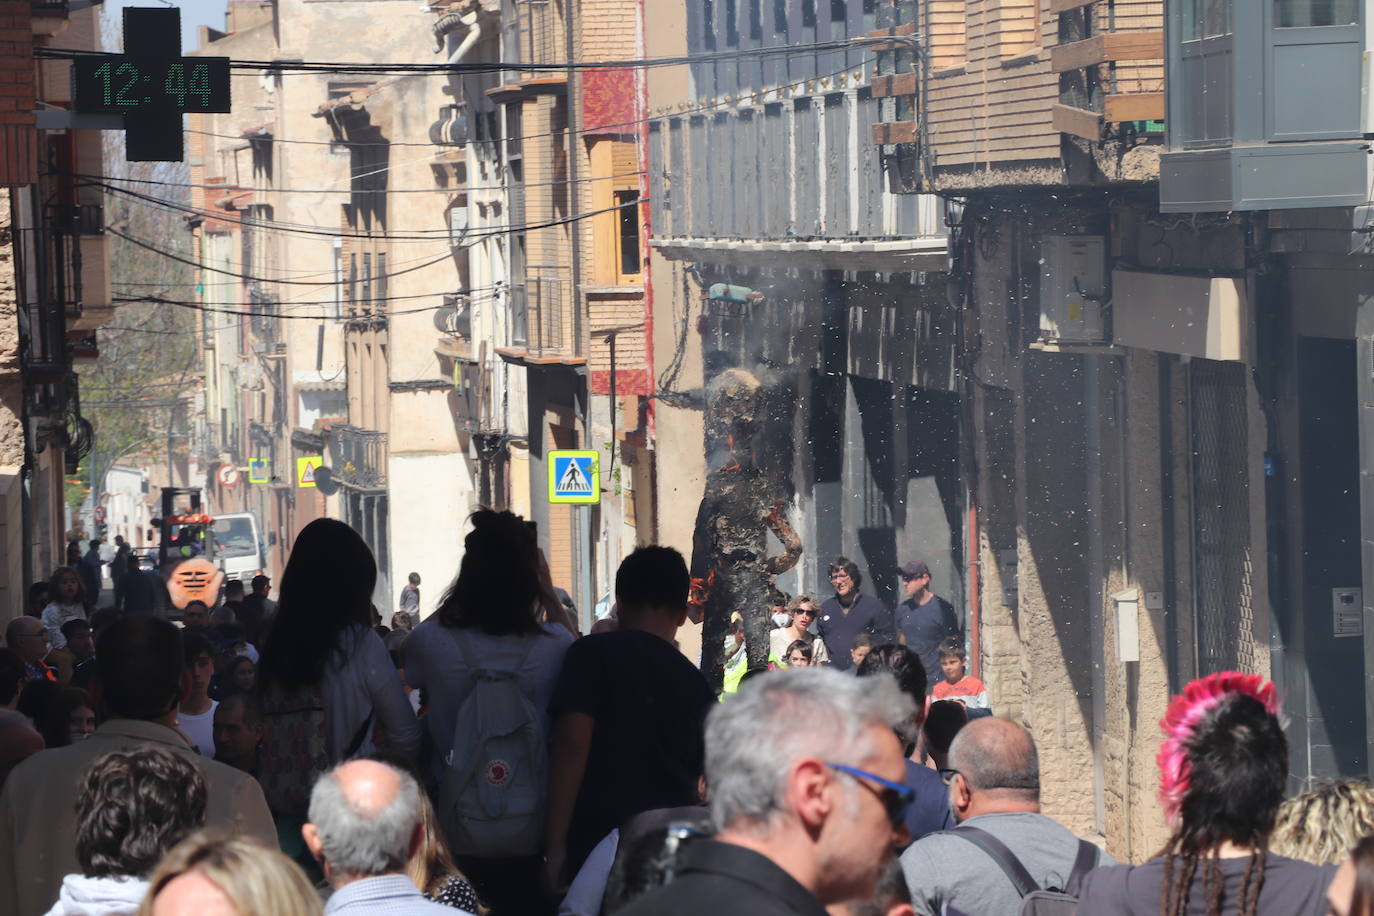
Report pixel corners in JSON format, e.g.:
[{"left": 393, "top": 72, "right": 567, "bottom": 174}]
[
  {"left": 1274, "top": 0, "right": 1357, "bottom": 26},
  {"left": 1181, "top": 0, "right": 1230, "bottom": 39},
  {"left": 749, "top": 0, "right": 762, "bottom": 40},
  {"left": 361, "top": 253, "right": 372, "bottom": 308},
  {"left": 802, "top": 0, "right": 816, "bottom": 28},
  {"left": 616, "top": 189, "right": 642, "bottom": 277},
  {"left": 703, "top": 0, "right": 717, "bottom": 48},
  {"left": 726, "top": 0, "right": 739, "bottom": 45}
]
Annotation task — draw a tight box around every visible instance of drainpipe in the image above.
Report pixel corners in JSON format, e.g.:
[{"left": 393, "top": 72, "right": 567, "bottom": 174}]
[
  {"left": 565, "top": 0, "right": 593, "bottom": 621},
  {"left": 433, "top": 6, "right": 484, "bottom": 63}
]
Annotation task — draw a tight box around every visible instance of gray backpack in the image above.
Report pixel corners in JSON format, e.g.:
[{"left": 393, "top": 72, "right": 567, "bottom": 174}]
[
  {"left": 437, "top": 631, "right": 547, "bottom": 857},
  {"left": 941, "top": 824, "right": 1098, "bottom": 916}
]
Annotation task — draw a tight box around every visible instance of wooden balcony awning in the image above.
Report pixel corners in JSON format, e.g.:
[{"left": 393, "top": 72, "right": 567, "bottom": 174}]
[
  {"left": 871, "top": 72, "right": 918, "bottom": 98},
  {"left": 1053, "top": 92, "right": 1164, "bottom": 141},
  {"left": 1051, "top": 31, "right": 1164, "bottom": 73},
  {"left": 871, "top": 121, "right": 918, "bottom": 145},
  {"left": 1104, "top": 92, "right": 1163, "bottom": 122}
]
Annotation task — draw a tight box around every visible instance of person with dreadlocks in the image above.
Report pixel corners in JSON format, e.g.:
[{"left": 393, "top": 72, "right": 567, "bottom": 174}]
[{"left": 1077, "top": 671, "right": 1338, "bottom": 915}]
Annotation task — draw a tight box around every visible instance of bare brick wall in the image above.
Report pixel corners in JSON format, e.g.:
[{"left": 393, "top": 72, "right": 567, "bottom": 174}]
[{"left": 0, "top": 1, "right": 36, "bottom": 186}]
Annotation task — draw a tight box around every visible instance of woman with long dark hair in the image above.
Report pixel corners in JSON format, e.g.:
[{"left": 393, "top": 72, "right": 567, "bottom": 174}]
[
  {"left": 1078, "top": 671, "right": 1337, "bottom": 914},
  {"left": 404, "top": 508, "right": 574, "bottom": 916},
  {"left": 255, "top": 520, "right": 420, "bottom": 820}
]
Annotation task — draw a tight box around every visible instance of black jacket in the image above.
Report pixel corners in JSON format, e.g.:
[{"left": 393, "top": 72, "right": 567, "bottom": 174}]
[{"left": 614, "top": 839, "right": 828, "bottom": 916}]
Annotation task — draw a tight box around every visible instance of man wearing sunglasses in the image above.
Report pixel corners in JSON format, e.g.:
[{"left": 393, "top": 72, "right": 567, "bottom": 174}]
[
  {"left": 616, "top": 668, "right": 915, "bottom": 916},
  {"left": 899, "top": 718, "right": 1114, "bottom": 916},
  {"left": 893, "top": 560, "right": 961, "bottom": 691}
]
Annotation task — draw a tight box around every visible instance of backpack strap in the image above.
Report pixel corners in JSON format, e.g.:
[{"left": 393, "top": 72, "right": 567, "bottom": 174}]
[
  {"left": 343, "top": 709, "right": 374, "bottom": 759},
  {"left": 1063, "top": 839, "right": 1099, "bottom": 896},
  {"left": 940, "top": 825, "right": 1041, "bottom": 898}
]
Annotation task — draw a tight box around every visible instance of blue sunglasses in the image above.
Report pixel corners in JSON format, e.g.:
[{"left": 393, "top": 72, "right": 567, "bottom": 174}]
[{"left": 826, "top": 762, "right": 917, "bottom": 827}]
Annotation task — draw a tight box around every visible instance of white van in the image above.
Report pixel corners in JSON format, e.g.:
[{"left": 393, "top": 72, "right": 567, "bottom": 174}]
[{"left": 212, "top": 512, "right": 264, "bottom": 586}]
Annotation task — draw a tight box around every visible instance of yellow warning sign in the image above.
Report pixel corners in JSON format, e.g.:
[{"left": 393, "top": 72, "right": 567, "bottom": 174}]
[{"left": 296, "top": 455, "right": 323, "bottom": 489}]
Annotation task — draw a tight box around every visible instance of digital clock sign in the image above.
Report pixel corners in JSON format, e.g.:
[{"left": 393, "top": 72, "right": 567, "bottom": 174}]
[
  {"left": 73, "top": 57, "right": 231, "bottom": 114},
  {"left": 70, "top": 7, "right": 232, "bottom": 161}
]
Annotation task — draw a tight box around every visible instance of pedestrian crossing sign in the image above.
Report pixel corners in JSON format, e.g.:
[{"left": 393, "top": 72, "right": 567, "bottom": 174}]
[
  {"left": 296, "top": 455, "right": 323, "bottom": 489},
  {"left": 248, "top": 457, "right": 269, "bottom": 484},
  {"left": 548, "top": 450, "right": 600, "bottom": 504}
]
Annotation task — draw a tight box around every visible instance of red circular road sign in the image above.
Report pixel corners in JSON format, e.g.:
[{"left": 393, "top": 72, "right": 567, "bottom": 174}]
[{"left": 216, "top": 464, "right": 240, "bottom": 487}]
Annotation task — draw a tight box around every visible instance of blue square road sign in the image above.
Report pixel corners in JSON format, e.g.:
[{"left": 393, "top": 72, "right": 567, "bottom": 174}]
[{"left": 548, "top": 450, "right": 599, "bottom": 504}]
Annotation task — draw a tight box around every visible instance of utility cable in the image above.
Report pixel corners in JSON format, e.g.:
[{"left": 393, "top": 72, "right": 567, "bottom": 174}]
[
  {"left": 34, "top": 35, "right": 911, "bottom": 74},
  {"left": 105, "top": 196, "right": 645, "bottom": 285},
  {"left": 73, "top": 166, "right": 646, "bottom": 195}
]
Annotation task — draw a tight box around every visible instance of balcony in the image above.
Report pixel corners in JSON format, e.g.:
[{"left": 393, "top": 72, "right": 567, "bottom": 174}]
[
  {"left": 1160, "top": 0, "right": 1366, "bottom": 212},
  {"left": 328, "top": 424, "right": 387, "bottom": 490},
  {"left": 68, "top": 234, "right": 114, "bottom": 333},
  {"left": 248, "top": 283, "right": 282, "bottom": 348},
  {"left": 1051, "top": 0, "right": 1164, "bottom": 143},
  {"left": 499, "top": 266, "right": 582, "bottom": 365}
]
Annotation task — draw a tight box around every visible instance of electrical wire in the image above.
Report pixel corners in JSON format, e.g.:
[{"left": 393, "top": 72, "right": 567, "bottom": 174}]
[
  {"left": 92, "top": 179, "right": 466, "bottom": 241},
  {"left": 114, "top": 283, "right": 505, "bottom": 320},
  {"left": 112, "top": 279, "right": 507, "bottom": 308},
  {"left": 74, "top": 166, "right": 646, "bottom": 195},
  {"left": 105, "top": 195, "right": 645, "bottom": 285},
  {"left": 34, "top": 36, "right": 909, "bottom": 74}
]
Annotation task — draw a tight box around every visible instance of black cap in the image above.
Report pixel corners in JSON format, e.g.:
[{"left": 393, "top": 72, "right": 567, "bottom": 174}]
[{"left": 898, "top": 560, "right": 930, "bottom": 579}]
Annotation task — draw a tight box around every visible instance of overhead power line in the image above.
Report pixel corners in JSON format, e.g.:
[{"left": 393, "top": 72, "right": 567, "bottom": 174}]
[
  {"left": 74, "top": 166, "right": 646, "bottom": 196},
  {"left": 106, "top": 195, "right": 645, "bottom": 286},
  {"left": 34, "top": 36, "right": 909, "bottom": 74}
]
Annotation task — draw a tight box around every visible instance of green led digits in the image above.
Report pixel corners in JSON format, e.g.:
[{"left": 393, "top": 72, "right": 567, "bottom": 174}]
[
  {"left": 91, "top": 61, "right": 143, "bottom": 108},
  {"left": 188, "top": 64, "right": 211, "bottom": 108},
  {"left": 163, "top": 63, "right": 186, "bottom": 107}
]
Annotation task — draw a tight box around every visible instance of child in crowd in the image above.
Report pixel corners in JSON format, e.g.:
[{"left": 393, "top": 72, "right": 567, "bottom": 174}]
[
  {"left": 849, "top": 632, "right": 875, "bottom": 671},
  {"left": 930, "top": 637, "right": 987, "bottom": 708},
  {"left": 783, "top": 640, "right": 814, "bottom": 668}
]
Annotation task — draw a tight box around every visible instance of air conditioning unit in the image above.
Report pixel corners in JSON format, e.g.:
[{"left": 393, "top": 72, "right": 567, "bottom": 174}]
[
  {"left": 434, "top": 293, "right": 471, "bottom": 337},
  {"left": 1038, "top": 235, "right": 1107, "bottom": 345}
]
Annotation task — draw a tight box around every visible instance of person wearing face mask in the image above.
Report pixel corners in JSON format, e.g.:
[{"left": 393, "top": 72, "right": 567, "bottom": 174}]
[{"left": 769, "top": 597, "right": 830, "bottom": 667}]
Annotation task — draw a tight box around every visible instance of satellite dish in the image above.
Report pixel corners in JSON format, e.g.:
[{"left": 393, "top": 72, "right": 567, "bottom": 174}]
[{"left": 313, "top": 465, "right": 339, "bottom": 496}]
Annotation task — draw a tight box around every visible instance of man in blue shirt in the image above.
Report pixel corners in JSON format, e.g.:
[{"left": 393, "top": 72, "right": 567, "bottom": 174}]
[
  {"left": 817, "top": 557, "right": 894, "bottom": 671},
  {"left": 893, "top": 560, "right": 961, "bottom": 691}
]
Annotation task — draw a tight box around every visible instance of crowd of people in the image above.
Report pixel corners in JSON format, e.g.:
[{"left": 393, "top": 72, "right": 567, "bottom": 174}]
[{"left": 2, "top": 513, "right": 1374, "bottom": 916}]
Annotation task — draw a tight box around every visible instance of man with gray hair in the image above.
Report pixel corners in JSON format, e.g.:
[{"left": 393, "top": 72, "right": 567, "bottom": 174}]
[
  {"left": 303, "top": 759, "right": 470, "bottom": 915},
  {"left": 899, "top": 717, "right": 1113, "bottom": 915},
  {"left": 617, "top": 667, "right": 916, "bottom": 916}
]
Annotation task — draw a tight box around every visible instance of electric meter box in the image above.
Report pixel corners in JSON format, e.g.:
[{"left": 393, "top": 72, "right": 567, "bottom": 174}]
[{"left": 1039, "top": 235, "right": 1107, "bottom": 343}]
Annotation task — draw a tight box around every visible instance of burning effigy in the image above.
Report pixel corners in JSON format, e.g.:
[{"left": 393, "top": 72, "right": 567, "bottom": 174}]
[{"left": 689, "top": 368, "right": 802, "bottom": 691}]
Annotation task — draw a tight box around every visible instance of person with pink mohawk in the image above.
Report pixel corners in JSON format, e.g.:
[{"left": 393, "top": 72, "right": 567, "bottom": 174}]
[{"left": 1077, "top": 671, "right": 1338, "bottom": 915}]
